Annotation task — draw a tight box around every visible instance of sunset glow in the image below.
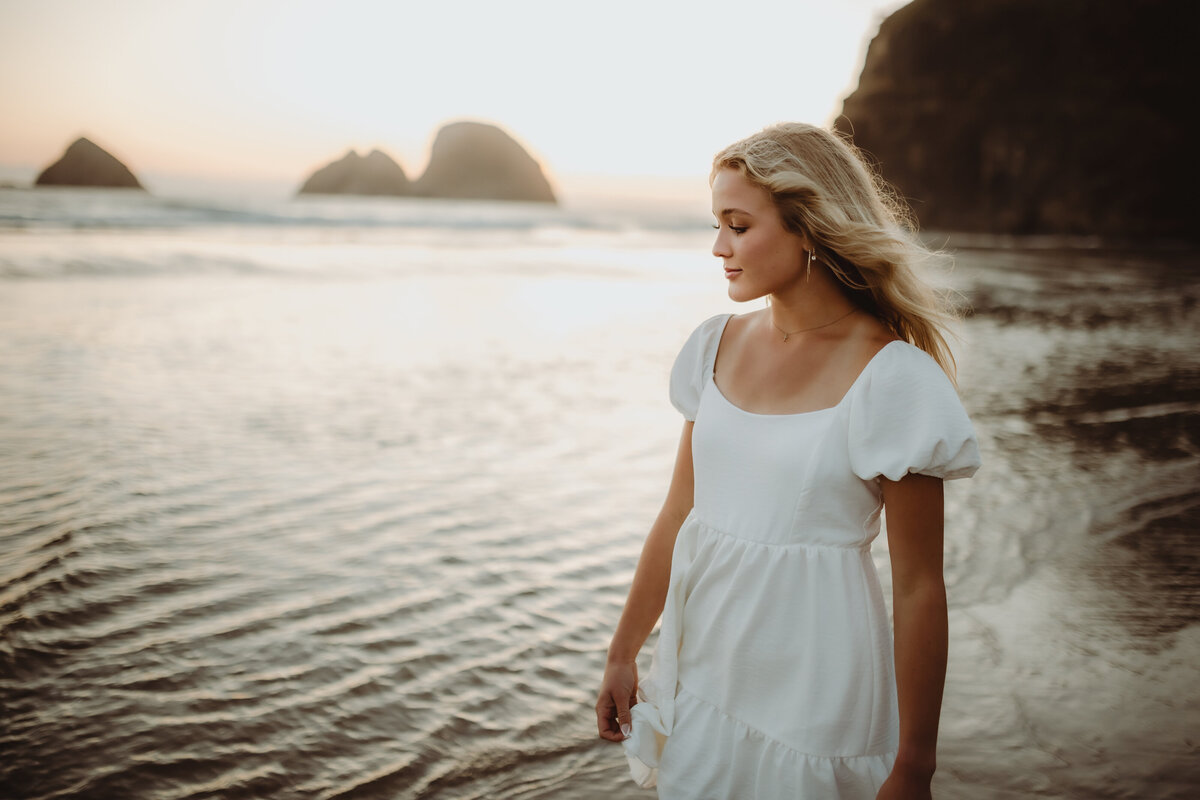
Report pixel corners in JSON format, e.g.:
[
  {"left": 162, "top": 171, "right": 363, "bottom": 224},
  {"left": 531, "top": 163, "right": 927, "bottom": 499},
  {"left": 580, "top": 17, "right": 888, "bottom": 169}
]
[{"left": 0, "top": 0, "right": 907, "bottom": 193}]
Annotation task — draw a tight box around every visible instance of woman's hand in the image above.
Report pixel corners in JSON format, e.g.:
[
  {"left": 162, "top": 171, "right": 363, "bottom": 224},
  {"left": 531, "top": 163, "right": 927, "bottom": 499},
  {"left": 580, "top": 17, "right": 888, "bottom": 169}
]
[
  {"left": 595, "top": 659, "right": 638, "bottom": 742},
  {"left": 595, "top": 422, "right": 694, "bottom": 744},
  {"left": 875, "top": 761, "right": 933, "bottom": 799}
]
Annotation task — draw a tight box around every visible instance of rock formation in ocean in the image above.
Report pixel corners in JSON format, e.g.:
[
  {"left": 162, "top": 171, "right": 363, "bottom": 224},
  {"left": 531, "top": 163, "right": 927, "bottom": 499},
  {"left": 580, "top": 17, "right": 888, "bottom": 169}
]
[
  {"left": 414, "top": 122, "right": 556, "bottom": 204},
  {"left": 836, "top": 0, "right": 1193, "bottom": 240},
  {"left": 35, "top": 137, "right": 143, "bottom": 189},
  {"left": 298, "top": 149, "right": 410, "bottom": 196}
]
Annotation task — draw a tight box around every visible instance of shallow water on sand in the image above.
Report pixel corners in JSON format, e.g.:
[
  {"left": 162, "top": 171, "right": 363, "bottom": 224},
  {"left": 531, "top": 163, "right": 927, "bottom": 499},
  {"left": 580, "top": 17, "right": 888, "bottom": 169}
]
[{"left": 1, "top": 191, "right": 1197, "bottom": 798}]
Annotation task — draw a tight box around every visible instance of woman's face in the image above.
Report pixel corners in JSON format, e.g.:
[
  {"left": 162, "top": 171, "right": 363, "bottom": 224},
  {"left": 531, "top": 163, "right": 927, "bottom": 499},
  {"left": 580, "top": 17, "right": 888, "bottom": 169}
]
[{"left": 711, "top": 168, "right": 808, "bottom": 303}]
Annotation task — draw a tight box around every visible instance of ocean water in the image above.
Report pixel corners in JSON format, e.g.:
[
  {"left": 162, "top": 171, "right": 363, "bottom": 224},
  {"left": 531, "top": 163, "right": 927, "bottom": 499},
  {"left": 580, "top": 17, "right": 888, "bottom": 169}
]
[{"left": 0, "top": 187, "right": 1197, "bottom": 799}]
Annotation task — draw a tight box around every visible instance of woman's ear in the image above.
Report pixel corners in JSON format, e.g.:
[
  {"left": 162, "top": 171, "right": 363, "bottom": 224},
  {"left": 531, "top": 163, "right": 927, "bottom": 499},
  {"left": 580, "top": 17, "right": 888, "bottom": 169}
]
[{"left": 793, "top": 227, "right": 813, "bottom": 253}]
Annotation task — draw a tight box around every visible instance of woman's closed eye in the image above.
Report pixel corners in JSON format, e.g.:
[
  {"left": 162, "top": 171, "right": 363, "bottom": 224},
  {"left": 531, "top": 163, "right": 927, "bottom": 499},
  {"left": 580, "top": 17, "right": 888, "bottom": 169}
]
[{"left": 712, "top": 223, "right": 748, "bottom": 234}]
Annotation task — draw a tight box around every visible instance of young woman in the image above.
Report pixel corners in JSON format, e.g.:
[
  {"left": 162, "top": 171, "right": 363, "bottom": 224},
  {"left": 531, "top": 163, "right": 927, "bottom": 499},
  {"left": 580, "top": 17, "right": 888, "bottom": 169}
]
[{"left": 595, "top": 123, "right": 981, "bottom": 799}]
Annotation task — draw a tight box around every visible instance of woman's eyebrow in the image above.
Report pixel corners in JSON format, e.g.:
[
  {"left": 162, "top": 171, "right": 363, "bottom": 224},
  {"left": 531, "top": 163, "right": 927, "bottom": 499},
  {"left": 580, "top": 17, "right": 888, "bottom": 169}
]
[{"left": 715, "top": 207, "right": 752, "bottom": 218}]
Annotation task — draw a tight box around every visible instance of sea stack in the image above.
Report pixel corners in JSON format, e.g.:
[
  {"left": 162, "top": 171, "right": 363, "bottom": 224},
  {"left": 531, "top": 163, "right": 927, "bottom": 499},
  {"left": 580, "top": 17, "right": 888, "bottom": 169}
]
[
  {"left": 415, "top": 122, "right": 556, "bottom": 204},
  {"left": 35, "top": 137, "right": 143, "bottom": 189},
  {"left": 298, "top": 149, "right": 411, "bottom": 196},
  {"left": 836, "top": 0, "right": 1192, "bottom": 240}
]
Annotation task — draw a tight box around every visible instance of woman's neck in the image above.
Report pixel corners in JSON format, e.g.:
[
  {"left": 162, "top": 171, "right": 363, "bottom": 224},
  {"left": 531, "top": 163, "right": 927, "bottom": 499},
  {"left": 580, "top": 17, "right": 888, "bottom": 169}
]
[{"left": 767, "top": 267, "right": 857, "bottom": 335}]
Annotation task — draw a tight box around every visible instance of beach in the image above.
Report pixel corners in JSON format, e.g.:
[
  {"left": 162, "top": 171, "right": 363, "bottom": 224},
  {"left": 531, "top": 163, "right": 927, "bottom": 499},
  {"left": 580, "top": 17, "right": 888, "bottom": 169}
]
[{"left": 1, "top": 188, "right": 1197, "bottom": 799}]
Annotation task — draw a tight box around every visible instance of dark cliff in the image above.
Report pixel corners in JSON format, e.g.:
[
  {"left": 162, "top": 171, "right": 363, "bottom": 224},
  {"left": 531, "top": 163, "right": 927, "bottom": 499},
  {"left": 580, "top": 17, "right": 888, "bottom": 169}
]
[{"left": 836, "top": 0, "right": 1194, "bottom": 240}]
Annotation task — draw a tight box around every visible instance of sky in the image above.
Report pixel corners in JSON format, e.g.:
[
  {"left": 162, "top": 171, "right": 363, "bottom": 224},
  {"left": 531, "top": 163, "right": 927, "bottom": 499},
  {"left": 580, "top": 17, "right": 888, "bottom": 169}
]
[{"left": 0, "top": 0, "right": 908, "bottom": 194}]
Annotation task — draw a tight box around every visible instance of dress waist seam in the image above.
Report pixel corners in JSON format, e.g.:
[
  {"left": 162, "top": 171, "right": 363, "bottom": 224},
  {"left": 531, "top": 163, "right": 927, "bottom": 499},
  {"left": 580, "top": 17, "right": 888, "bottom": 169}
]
[
  {"left": 675, "top": 682, "right": 897, "bottom": 761},
  {"left": 689, "top": 516, "right": 870, "bottom": 551}
]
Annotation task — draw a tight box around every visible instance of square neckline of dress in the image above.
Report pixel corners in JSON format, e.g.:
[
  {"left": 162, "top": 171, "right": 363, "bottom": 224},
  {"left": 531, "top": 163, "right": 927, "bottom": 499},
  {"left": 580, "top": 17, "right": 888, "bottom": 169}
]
[{"left": 708, "top": 312, "right": 904, "bottom": 419}]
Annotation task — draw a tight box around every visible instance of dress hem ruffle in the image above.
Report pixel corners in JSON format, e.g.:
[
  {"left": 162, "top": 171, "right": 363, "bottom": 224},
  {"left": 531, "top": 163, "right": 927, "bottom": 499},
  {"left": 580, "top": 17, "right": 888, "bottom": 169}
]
[{"left": 623, "top": 684, "right": 898, "bottom": 792}]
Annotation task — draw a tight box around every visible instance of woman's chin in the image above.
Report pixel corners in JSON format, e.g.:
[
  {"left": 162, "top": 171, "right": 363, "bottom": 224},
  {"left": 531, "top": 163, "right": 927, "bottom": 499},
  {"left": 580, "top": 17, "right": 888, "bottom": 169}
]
[{"left": 727, "top": 282, "right": 764, "bottom": 304}]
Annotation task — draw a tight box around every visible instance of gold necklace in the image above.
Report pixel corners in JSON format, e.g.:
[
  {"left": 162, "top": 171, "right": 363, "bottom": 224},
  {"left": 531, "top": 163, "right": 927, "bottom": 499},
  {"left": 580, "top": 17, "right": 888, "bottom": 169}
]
[{"left": 771, "top": 308, "right": 857, "bottom": 342}]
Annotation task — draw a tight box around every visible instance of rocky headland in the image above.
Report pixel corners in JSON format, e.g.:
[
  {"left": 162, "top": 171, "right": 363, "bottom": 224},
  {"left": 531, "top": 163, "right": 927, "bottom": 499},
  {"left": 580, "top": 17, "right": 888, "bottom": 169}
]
[
  {"left": 412, "top": 122, "right": 555, "bottom": 203},
  {"left": 35, "top": 137, "right": 144, "bottom": 189},
  {"left": 836, "top": 0, "right": 1192, "bottom": 240},
  {"left": 298, "top": 122, "right": 555, "bottom": 204},
  {"left": 298, "top": 149, "right": 410, "bottom": 196}
]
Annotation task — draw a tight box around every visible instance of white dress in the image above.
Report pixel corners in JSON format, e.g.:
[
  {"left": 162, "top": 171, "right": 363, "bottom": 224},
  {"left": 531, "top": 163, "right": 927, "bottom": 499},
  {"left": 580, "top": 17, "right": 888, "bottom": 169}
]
[{"left": 623, "top": 314, "right": 981, "bottom": 799}]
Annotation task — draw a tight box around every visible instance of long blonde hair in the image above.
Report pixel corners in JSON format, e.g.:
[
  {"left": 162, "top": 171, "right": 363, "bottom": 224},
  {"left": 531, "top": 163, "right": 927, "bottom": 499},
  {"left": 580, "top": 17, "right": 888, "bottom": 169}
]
[{"left": 712, "top": 122, "right": 960, "bottom": 379}]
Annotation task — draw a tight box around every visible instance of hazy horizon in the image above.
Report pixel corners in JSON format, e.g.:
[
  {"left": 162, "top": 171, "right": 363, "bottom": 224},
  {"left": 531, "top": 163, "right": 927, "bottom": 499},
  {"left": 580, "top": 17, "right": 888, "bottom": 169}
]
[
  {"left": 0, "top": 0, "right": 909, "bottom": 194},
  {"left": 0, "top": 159, "right": 719, "bottom": 209}
]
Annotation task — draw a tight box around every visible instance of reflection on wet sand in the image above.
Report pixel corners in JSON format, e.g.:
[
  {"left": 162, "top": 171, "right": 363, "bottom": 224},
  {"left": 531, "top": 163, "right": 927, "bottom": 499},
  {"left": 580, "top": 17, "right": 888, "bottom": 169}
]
[{"left": 0, "top": 191, "right": 1197, "bottom": 797}]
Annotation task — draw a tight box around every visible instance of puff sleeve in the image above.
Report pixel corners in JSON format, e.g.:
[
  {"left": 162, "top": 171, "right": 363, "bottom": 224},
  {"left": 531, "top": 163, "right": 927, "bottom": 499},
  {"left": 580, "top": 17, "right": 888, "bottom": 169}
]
[
  {"left": 668, "top": 314, "right": 729, "bottom": 421},
  {"left": 847, "top": 342, "right": 981, "bottom": 481}
]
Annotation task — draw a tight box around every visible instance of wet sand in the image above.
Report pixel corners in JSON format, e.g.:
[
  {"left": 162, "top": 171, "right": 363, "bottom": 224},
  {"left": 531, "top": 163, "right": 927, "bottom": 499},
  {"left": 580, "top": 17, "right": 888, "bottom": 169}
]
[{"left": 1, "top": 191, "right": 1197, "bottom": 798}]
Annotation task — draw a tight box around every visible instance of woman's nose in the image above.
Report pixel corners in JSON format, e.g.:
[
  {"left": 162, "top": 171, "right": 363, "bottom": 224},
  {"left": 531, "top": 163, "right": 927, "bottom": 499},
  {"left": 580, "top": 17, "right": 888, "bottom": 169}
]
[{"left": 712, "top": 229, "right": 731, "bottom": 258}]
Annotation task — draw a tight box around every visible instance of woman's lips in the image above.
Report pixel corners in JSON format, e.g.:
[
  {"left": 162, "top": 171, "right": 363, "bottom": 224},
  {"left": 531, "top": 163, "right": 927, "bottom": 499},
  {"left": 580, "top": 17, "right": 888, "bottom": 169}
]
[{"left": 724, "top": 268, "right": 742, "bottom": 279}]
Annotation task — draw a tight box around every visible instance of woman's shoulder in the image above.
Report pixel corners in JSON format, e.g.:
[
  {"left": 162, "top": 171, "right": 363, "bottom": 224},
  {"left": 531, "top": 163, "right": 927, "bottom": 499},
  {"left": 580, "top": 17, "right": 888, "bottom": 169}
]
[
  {"left": 850, "top": 336, "right": 966, "bottom": 424},
  {"left": 869, "top": 338, "right": 952, "bottom": 384},
  {"left": 674, "top": 312, "right": 735, "bottom": 361},
  {"left": 846, "top": 336, "right": 980, "bottom": 481},
  {"left": 670, "top": 313, "right": 732, "bottom": 420},
  {"left": 676, "top": 313, "right": 733, "bottom": 363},
  {"left": 702, "top": 308, "right": 764, "bottom": 352},
  {"left": 689, "top": 312, "right": 735, "bottom": 340}
]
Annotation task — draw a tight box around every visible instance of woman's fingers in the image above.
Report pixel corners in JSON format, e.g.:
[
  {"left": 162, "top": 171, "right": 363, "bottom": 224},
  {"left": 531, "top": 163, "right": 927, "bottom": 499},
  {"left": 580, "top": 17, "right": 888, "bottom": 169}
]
[
  {"left": 597, "top": 661, "right": 639, "bottom": 741},
  {"left": 596, "top": 689, "right": 634, "bottom": 741},
  {"left": 596, "top": 692, "right": 624, "bottom": 742},
  {"left": 615, "top": 692, "right": 632, "bottom": 739}
]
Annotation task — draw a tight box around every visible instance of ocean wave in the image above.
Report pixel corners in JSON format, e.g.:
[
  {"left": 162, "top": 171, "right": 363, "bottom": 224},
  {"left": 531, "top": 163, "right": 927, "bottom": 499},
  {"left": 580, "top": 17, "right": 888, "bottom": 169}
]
[{"left": 0, "top": 187, "right": 709, "bottom": 236}]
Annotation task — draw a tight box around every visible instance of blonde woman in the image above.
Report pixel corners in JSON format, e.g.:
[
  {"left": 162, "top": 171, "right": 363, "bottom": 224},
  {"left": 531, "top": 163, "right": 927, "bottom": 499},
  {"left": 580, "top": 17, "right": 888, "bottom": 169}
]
[{"left": 595, "top": 123, "right": 981, "bottom": 799}]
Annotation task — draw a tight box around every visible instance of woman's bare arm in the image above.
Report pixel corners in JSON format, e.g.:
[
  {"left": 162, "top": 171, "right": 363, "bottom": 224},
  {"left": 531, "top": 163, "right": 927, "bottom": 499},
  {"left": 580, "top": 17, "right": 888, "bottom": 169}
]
[
  {"left": 596, "top": 421, "right": 696, "bottom": 742},
  {"left": 876, "top": 472, "right": 947, "bottom": 799}
]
